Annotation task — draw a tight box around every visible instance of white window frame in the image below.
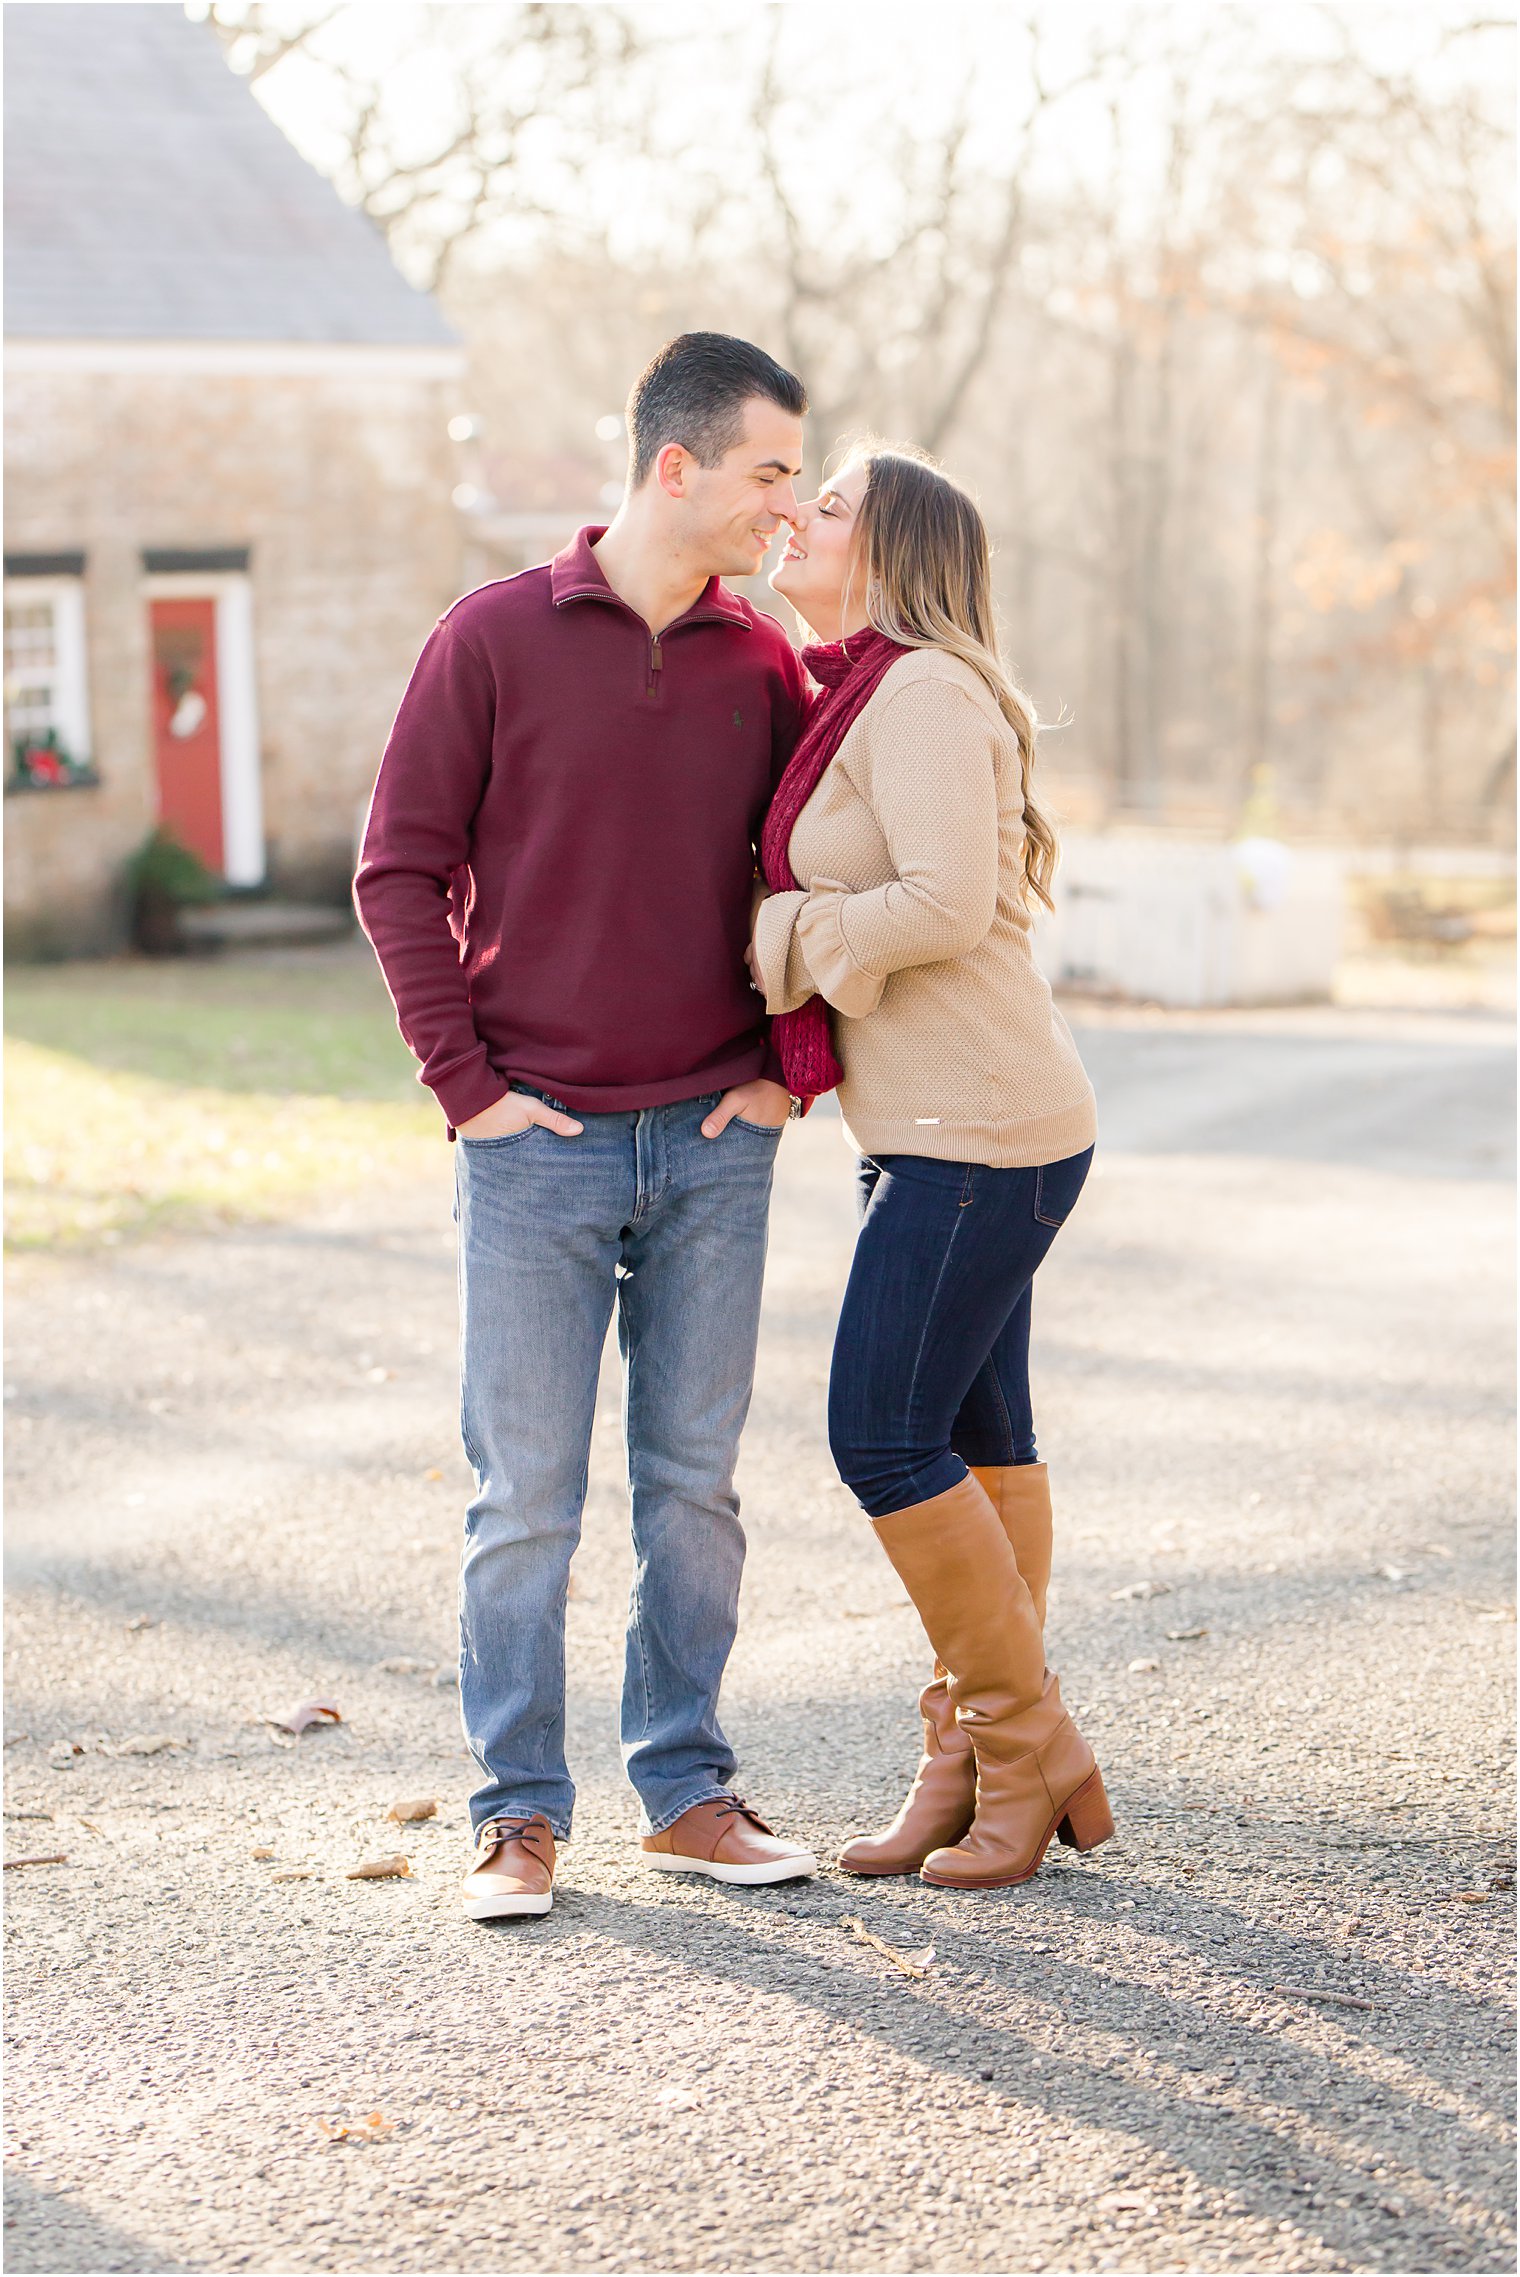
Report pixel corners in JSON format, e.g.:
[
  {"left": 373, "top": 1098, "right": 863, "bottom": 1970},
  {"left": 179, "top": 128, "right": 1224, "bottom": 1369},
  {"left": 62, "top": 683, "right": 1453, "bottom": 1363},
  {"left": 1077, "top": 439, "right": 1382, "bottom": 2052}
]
[
  {"left": 3, "top": 575, "right": 92, "bottom": 766},
  {"left": 144, "top": 570, "right": 265, "bottom": 886}
]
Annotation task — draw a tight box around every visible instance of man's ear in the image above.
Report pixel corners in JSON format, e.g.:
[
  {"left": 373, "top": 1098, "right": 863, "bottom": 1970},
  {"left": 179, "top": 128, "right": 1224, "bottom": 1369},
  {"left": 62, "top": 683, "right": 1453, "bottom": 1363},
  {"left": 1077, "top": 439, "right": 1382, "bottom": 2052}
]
[{"left": 655, "top": 442, "right": 690, "bottom": 500}]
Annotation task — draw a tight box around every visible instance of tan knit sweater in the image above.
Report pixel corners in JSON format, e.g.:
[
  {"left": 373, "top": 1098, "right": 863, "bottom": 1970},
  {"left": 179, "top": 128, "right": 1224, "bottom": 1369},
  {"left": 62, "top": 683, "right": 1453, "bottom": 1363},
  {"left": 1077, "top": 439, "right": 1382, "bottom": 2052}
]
[{"left": 753, "top": 647, "right": 1097, "bottom": 1168}]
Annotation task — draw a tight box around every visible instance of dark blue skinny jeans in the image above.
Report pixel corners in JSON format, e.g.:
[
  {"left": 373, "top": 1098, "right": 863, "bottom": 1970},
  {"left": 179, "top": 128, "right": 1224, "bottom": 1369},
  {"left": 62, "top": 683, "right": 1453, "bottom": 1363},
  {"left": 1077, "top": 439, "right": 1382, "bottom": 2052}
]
[{"left": 828, "top": 1147, "right": 1094, "bottom": 1519}]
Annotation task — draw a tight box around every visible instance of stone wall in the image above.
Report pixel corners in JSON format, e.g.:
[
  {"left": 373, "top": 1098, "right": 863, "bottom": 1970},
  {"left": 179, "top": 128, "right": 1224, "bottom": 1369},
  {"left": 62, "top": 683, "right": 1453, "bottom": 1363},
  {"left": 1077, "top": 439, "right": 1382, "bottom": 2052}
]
[{"left": 5, "top": 361, "right": 462, "bottom": 956}]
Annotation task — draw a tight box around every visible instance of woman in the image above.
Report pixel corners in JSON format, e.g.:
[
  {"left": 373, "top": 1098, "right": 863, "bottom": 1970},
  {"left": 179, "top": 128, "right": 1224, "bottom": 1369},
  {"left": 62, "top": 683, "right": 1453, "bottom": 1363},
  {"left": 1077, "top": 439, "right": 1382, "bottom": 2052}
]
[{"left": 750, "top": 446, "right": 1112, "bottom": 1890}]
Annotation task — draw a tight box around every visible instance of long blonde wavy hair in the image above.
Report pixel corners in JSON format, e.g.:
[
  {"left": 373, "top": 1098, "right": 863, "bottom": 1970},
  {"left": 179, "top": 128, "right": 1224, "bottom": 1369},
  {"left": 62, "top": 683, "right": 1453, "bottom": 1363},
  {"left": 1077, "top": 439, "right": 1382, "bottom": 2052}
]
[{"left": 841, "top": 444, "right": 1057, "bottom": 913}]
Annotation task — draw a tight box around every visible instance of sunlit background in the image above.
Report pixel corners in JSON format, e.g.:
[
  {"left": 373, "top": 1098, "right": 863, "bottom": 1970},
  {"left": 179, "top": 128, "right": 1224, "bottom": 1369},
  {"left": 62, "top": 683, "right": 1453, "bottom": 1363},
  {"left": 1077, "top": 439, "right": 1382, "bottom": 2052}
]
[
  {"left": 3, "top": 0, "right": 1515, "bottom": 1242},
  {"left": 208, "top": 0, "right": 1517, "bottom": 846}
]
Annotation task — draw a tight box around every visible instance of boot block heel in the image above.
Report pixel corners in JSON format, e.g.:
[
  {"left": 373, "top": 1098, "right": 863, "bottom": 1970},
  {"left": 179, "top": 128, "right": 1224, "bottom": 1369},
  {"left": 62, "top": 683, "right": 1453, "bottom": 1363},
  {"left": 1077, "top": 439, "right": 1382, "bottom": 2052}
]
[{"left": 1056, "top": 1767, "right": 1114, "bottom": 1852}]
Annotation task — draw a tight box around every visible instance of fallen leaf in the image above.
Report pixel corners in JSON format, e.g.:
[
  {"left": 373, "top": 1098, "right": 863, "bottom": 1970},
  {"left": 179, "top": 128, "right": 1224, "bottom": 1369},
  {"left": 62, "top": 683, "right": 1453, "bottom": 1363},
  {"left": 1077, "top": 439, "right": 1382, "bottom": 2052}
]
[
  {"left": 3, "top": 1853, "right": 68, "bottom": 1869},
  {"left": 1375, "top": 1564, "right": 1415, "bottom": 1583},
  {"left": 267, "top": 1699, "right": 342, "bottom": 1736},
  {"left": 424, "top": 1468, "right": 443, "bottom": 1483},
  {"left": 654, "top": 2086, "right": 702, "bottom": 2111},
  {"left": 842, "top": 1917, "right": 936, "bottom": 1978},
  {"left": 105, "top": 1734, "right": 188, "bottom": 1757},
  {"left": 376, "top": 1659, "right": 430, "bottom": 1677},
  {"left": 272, "top": 1869, "right": 317, "bottom": 1883},
  {"left": 3, "top": 1809, "right": 53, "bottom": 1821},
  {"left": 1165, "top": 1626, "right": 1209, "bottom": 1641},
  {"left": 386, "top": 1797, "right": 438, "bottom": 1825},
  {"left": 1110, "top": 1580, "right": 1171, "bottom": 1601},
  {"left": 347, "top": 1854, "right": 412, "bottom": 1880},
  {"left": 1449, "top": 1889, "right": 1490, "bottom": 1904},
  {"left": 1270, "top": 1983, "right": 1374, "bottom": 2011},
  {"left": 123, "top": 1616, "right": 158, "bottom": 1632},
  {"left": 317, "top": 2110, "right": 395, "bottom": 2142},
  {"left": 250, "top": 1846, "right": 276, "bottom": 1861},
  {"left": 1127, "top": 1658, "right": 1161, "bottom": 1674}
]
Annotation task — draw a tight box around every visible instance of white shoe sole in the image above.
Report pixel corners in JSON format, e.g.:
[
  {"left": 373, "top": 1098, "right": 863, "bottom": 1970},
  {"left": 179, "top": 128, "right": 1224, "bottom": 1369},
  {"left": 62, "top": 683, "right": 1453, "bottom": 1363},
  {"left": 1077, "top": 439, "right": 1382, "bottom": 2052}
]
[
  {"left": 641, "top": 1849, "right": 818, "bottom": 1886},
  {"left": 462, "top": 1890, "right": 552, "bottom": 1919}
]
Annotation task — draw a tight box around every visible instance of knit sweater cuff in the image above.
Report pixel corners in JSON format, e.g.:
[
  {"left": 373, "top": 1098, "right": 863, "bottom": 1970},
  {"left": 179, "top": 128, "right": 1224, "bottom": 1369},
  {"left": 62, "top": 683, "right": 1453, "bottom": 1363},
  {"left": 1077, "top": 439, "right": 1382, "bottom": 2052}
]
[
  {"left": 754, "top": 889, "right": 813, "bottom": 1014},
  {"left": 434, "top": 1051, "right": 513, "bottom": 1135},
  {"left": 794, "top": 881, "right": 887, "bottom": 1019}
]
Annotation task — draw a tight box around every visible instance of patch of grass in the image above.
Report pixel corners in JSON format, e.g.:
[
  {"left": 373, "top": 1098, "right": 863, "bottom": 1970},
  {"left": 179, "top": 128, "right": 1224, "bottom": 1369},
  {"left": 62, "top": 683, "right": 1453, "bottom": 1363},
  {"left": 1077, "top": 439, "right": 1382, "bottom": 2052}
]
[
  {"left": 4, "top": 943, "right": 422, "bottom": 1099},
  {"left": 4, "top": 948, "right": 442, "bottom": 1248}
]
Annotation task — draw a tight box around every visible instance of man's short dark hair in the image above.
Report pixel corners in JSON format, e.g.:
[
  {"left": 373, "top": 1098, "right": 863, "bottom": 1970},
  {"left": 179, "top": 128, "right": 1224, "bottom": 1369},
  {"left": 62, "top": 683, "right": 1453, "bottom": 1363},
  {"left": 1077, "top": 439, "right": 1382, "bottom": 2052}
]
[{"left": 625, "top": 333, "right": 807, "bottom": 488}]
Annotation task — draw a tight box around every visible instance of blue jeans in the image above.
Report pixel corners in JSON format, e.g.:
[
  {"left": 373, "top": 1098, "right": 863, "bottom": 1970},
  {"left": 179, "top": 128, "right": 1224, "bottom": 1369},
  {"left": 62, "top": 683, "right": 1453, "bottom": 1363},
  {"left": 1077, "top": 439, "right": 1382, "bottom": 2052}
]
[
  {"left": 454, "top": 1088, "right": 782, "bottom": 1839},
  {"left": 828, "top": 1148, "right": 1094, "bottom": 1518}
]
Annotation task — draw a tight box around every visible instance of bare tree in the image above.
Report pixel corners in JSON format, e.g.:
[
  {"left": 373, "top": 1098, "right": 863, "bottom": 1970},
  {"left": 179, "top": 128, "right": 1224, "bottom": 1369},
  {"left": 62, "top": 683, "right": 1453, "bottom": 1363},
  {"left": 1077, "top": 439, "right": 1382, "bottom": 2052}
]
[
  {"left": 205, "top": 1, "right": 640, "bottom": 290},
  {"left": 744, "top": 10, "right": 1111, "bottom": 465},
  {"left": 204, "top": 0, "right": 1514, "bottom": 840}
]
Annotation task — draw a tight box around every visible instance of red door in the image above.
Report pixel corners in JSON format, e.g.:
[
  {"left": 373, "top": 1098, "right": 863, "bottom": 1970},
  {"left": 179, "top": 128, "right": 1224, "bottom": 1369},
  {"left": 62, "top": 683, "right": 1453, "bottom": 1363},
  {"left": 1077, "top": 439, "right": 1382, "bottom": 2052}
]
[{"left": 150, "top": 596, "right": 223, "bottom": 873}]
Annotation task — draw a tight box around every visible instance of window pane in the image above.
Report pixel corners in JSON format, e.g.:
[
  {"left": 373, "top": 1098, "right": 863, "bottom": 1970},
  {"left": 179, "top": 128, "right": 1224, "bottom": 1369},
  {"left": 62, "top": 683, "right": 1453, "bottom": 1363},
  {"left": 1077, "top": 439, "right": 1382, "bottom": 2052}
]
[
  {"left": 4, "top": 599, "right": 61, "bottom": 744},
  {"left": 4, "top": 604, "right": 58, "bottom": 674}
]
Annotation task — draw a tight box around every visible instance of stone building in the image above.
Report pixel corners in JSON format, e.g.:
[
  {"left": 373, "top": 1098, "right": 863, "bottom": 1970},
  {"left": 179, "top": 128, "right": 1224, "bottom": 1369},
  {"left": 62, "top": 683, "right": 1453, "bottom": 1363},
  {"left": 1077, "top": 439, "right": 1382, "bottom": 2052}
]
[{"left": 4, "top": 2, "right": 464, "bottom": 955}]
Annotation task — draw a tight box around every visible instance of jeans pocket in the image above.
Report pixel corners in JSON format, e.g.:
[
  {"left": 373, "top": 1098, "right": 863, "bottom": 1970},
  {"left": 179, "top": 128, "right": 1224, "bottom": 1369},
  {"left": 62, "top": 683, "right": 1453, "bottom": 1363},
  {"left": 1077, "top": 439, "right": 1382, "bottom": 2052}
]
[
  {"left": 871, "top": 1152, "right": 969, "bottom": 1189},
  {"left": 1033, "top": 1146, "right": 1094, "bottom": 1228},
  {"left": 460, "top": 1125, "right": 537, "bottom": 1151},
  {"left": 731, "top": 1115, "right": 785, "bottom": 1138}
]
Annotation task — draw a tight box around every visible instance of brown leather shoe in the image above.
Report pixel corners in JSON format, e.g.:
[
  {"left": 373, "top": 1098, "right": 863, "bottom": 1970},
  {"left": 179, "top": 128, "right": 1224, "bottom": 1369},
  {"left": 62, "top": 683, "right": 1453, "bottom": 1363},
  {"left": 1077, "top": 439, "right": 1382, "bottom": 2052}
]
[
  {"left": 837, "top": 1668, "right": 974, "bottom": 1875},
  {"left": 870, "top": 1473, "right": 1112, "bottom": 1890},
  {"left": 461, "top": 1813, "right": 556, "bottom": 1919},
  {"left": 641, "top": 1795, "right": 817, "bottom": 1885}
]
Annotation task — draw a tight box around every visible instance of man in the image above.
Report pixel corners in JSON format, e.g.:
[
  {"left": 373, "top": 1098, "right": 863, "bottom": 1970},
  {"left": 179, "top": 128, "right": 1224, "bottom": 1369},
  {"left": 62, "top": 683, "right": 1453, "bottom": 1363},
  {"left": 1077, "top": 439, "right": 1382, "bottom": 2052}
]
[{"left": 355, "top": 333, "right": 817, "bottom": 1919}]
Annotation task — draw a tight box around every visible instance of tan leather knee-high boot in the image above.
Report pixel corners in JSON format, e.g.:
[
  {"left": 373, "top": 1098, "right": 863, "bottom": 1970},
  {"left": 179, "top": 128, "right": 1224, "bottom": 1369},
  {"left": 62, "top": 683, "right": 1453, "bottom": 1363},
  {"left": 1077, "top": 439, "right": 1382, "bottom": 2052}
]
[
  {"left": 870, "top": 1473, "right": 1112, "bottom": 1890},
  {"left": 971, "top": 1463, "right": 1052, "bottom": 1628},
  {"left": 837, "top": 1464, "right": 1055, "bottom": 1876}
]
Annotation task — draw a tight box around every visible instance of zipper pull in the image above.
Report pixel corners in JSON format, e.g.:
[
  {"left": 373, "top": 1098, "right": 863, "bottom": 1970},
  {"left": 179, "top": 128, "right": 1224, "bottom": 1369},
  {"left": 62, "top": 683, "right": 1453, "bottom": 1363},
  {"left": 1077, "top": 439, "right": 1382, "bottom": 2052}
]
[{"left": 650, "top": 635, "right": 663, "bottom": 674}]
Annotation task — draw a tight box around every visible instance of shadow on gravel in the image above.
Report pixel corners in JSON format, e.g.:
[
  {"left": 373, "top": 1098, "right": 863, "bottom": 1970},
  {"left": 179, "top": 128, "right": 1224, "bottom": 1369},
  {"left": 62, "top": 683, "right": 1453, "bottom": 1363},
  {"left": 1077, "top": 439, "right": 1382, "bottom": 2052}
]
[
  {"left": 1, "top": 2172, "right": 188, "bottom": 2275},
  {"left": 550, "top": 1880, "right": 1511, "bottom": 2273},
  {"left": 11, "top": 1528, "right": 1508, "bottom": 1697}
]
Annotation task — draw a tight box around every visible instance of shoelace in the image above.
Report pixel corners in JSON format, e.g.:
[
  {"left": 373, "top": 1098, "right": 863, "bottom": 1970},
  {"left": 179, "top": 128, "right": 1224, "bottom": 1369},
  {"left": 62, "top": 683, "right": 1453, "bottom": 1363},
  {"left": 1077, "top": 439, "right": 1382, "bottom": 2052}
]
[
  {"left": 477, "top": 1815, "right": 549, "bottom": 1861},
  {"left": 710, "top": 1793, "right": 774, "bottom": 1836}
]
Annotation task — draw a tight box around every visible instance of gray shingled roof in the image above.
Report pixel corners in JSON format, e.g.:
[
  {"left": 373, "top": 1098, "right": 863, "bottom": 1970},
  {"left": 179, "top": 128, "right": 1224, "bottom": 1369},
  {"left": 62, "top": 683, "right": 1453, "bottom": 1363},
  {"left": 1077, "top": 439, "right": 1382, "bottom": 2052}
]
[{"left": 3, "top": 1, "right": 457, "bottom": 346}]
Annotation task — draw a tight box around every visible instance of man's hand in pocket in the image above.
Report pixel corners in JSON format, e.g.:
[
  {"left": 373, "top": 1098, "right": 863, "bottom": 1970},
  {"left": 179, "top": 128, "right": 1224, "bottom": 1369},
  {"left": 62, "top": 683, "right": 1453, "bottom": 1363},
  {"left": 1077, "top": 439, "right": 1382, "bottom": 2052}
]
[
  {"left": 457, "top": 1092, "right": 584, "bottom": 1140},
  {"left": 701, "top": 1079, "right": 791, "bottom": 1137}
]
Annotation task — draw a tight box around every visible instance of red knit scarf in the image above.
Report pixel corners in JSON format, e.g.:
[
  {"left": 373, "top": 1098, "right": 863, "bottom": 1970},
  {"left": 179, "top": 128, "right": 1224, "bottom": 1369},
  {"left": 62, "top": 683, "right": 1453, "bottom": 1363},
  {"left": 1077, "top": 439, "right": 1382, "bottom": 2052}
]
[{"left": 759, "top": 627, "right": 911, "bottom": 1100}]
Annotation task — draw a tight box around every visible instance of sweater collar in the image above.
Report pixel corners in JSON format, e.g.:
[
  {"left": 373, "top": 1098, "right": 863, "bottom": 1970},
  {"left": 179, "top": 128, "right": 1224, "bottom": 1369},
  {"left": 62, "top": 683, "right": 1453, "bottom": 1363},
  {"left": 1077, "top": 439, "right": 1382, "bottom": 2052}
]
[{"left": 550, "top": 526, "right": 752, "bottom": 631}]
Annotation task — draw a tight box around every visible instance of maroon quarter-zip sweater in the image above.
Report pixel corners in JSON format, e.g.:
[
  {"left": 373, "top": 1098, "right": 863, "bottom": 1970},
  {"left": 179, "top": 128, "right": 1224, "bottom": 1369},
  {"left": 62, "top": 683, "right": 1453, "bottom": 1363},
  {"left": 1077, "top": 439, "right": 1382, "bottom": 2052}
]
[{"left": 354, "top": 528, "right": 808, "bottom": 1127}]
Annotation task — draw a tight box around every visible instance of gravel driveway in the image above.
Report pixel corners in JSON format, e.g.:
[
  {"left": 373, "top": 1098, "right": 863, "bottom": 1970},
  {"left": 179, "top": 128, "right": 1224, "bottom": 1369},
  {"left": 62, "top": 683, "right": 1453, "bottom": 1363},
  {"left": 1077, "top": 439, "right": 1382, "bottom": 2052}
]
[{"left": 5, "top": 995, "right": 1515, "bottom": 2274}]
